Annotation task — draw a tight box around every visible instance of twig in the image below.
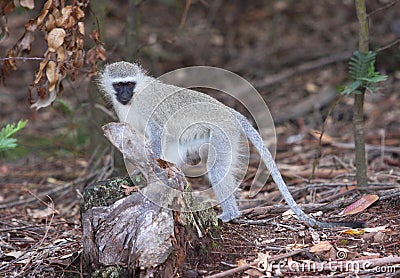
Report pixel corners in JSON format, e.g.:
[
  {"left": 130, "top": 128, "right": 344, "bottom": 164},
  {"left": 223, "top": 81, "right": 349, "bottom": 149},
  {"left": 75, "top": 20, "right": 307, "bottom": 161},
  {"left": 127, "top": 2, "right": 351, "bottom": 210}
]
[
  {"left": 376, "top": 38, "right": 400, "bottom": 53},
  {"left": 368, "top": 0, "right": 400, "bottom": 17},
  {"left": 25, "top": 190, "right": 59, "bottom": 214},
  {"left": 0, "top": 172, "right": 96, "bottom": 209},
  {"left": 232, "top": 218, "right": 275, "bottom": 225},
  {"left": 232, "top": 218, "right": 299, "bottom": 231},
  {"left": 179, "top": 0, "right": 192, "bottom": 29},
  {"left": 253, "top": 51, "right": 352, "bottom": 88},
  {"left": 311, "top": 95, "right": 344, "bottom": 179},
  {"left": 204, "top": 249, "right": 306, "bottom": 278},
  {"left": 36, "top": 197, "right": 55, "bottom": 247}
]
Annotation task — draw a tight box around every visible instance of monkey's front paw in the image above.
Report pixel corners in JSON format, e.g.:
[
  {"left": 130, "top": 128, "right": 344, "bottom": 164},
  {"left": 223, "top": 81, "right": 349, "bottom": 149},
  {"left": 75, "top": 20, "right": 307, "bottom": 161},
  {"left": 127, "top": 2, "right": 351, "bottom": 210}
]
[{"left": 218, "top": 211, "right": 240, "bottom": 223}]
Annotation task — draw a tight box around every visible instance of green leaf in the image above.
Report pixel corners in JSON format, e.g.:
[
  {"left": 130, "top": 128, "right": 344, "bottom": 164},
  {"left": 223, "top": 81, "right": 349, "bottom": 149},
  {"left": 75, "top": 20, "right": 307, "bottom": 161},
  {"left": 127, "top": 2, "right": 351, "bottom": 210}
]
[
  {"left": 341, "top": 80, "right": 362, "bottom": 95},
  {"left": 368, "top": 75, "right": 388, "bottom": 83},
  {"left": 0, "top": 138, "right": 18, "bottom": 150},
  {"left": 0, "top": 120, "right": 28, "bottom": 151},
  {"left": 345, "top": 51, "right": 388, "bottom": 95}
]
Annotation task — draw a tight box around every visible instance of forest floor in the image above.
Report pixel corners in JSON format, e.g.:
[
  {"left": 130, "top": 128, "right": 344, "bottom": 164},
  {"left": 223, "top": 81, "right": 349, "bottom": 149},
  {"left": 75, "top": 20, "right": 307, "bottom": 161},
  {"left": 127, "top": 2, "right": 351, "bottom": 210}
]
[{"left": 1, "top": 1, "right": 400, "bottom": 277}]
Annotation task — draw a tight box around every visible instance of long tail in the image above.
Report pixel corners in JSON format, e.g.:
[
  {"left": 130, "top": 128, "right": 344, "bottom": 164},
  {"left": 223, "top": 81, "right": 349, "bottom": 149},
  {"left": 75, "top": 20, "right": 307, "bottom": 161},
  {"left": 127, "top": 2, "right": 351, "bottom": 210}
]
[{"left": 234, "top": 111, "right": 363, "bottom": 228}]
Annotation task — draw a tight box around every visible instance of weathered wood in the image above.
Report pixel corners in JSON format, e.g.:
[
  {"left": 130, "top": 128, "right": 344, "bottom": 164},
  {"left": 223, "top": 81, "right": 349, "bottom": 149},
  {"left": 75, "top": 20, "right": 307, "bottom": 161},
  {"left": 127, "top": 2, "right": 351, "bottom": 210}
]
[{"left": 82, "top": 123, "right": 200, "bottom": 277}]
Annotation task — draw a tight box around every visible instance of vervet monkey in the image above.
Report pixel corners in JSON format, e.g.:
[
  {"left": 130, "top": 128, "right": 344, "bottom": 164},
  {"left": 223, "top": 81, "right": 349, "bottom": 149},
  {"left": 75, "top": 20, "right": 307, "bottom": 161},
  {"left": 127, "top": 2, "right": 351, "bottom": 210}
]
[{"left": 98, "top": 61, "right": 363, "bottom": 228}]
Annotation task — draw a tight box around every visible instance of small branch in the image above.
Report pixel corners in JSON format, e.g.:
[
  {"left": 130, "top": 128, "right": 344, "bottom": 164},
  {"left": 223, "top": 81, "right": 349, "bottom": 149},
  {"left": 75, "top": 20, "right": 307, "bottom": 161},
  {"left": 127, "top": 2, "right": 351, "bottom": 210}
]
[
  {"left": 376, "top": 38, "right": 400, "bottom": 53},
  {"left": 253, "top": 51, "right": 352, "bottom": 88},
  {"left": 179, "top": 0, "right": 192, "bottom": 29},
  {"left": 368, "top": 0, "right": 400, "bottom": 17},
  {"left": 204, "top": 249, "right": 306, "bottom": 278}
]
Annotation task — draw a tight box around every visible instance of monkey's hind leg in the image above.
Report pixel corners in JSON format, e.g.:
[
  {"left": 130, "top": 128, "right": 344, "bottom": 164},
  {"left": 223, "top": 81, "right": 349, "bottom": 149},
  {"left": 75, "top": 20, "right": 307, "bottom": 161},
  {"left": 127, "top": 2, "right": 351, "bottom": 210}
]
[{"left": 207, "top": 130, "right": 241, "bottom": 222}]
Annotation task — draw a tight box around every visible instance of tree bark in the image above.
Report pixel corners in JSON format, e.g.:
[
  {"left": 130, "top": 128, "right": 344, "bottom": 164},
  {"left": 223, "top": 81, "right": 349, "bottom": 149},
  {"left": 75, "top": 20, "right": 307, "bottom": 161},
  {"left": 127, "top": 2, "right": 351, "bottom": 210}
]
[{"left": 81, "top": 123, "right": 201, "bottom": 277}]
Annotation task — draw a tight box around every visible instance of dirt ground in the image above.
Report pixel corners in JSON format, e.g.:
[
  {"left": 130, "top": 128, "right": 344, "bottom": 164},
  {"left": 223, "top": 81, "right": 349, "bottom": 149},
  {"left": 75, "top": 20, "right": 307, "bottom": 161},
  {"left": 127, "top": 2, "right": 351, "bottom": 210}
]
[{"left": 1, "top": 1, "right": 400, "bottom": 277}]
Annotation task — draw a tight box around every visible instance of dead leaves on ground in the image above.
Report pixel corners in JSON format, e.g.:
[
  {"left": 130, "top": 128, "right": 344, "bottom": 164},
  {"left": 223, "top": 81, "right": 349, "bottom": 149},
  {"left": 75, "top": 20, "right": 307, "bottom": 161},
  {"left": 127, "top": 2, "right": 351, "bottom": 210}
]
[
  {"left": 1, "top": 0, "right": 106, "bottom": 110},
  {"left": 223, "top": 225, "right": 398, "bottom": 277}
]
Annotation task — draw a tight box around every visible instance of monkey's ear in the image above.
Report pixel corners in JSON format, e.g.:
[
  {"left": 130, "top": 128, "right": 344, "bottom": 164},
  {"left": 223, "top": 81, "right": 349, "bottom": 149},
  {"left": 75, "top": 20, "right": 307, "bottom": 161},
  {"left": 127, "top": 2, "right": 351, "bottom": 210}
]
[{"left": 133, "top": 60, "right": 149, "bottom": 75}]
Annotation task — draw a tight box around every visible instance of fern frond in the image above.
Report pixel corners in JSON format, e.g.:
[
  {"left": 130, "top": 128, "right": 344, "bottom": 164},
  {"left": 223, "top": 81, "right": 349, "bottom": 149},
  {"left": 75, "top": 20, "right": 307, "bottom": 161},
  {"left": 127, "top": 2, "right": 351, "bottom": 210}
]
[
  {"left": 348, "top": 51, "right": 376, "bottom": 80},
  {"left": 0, "top": 120, "right": 28, "bottom": 151},
  {"left": 342, "top": 51, "right": 387, "bottom": 95}
]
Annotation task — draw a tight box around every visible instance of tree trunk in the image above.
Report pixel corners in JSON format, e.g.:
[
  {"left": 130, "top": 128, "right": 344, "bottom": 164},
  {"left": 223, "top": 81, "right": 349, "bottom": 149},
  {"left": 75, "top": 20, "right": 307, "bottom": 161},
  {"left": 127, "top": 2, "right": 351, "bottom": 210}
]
[
  {"left": 124, "top": 0, "right": 140, "bottom": 61},
  {"left": 353, "top": 0, "right": 369, "bottom": 186},
  {"left": 81, "top": 123, "right": 203, "bottom": 277}
]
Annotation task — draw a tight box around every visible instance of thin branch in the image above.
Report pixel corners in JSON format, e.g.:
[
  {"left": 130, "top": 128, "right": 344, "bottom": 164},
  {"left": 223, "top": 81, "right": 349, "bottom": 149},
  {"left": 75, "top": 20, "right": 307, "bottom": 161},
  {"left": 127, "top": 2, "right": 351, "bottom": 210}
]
[
  {"left": 311, "top": 95, "right": 344, "bottom": 179},
  {"left": 253, "top": 51, "right": 352, "bottom": 88},
  {"left": 376, "top": 38, "right": 400, "bottom": 53},
  {"left": 204, "top": 249, "right": 307, "bottom": 278},
  {"left": 368, "top": 0, "right": 400, "bottom": 17},
  {"left": 179, "top": 0, "right": 192, "bottom": 29}
]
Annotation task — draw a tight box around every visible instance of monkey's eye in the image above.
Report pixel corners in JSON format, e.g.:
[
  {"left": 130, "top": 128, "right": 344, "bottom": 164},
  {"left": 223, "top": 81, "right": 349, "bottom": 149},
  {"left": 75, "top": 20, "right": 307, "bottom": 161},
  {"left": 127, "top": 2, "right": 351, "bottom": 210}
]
[
  {"left": 113, "top": 82, "right": 123, "bottom": 89},
  {"left": 126, "top": 81, "right": 136, "bottom": 87}
]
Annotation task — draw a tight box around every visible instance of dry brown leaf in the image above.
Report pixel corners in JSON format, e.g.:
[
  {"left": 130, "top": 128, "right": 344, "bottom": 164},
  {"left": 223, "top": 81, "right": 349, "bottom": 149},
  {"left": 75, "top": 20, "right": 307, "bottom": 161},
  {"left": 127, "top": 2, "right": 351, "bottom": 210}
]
[
  {"left": 309, "top": 240, "right": 333, "bottom": 253},
  {"left": 78, "top": 21, "right": 84, "bottom": 35},
  {"left": 30, "top": 89, "right": 57, "bottom": 110},
  {"left": 45, "top": 13, "right": 56, "bottom": 31},
  {"left": 237, "top": 259, "right": 247, "bottom": 267},
  {"left": 74, "top": 6, "right": 85, "bottom": 19},
  {"left": 309, "top": 240, "right": 336, "bottom": 260},
  {"left": 20, "top": 0, "right": 35, "bottom": 9},
  {"left": 47, "top": 28, "right": 65, "bottom": 52},
  {"left": 36, "top": 0, "right": 53, "bottom": 26},
  {"left": 56, "top": 6, "right": 74, "bottom": 28},
  {"left": 340, "top": 194, "right": 379, "bottom": 216},
  {"left": 34, "top": 60, "right": 48, "bottom": 84},
  {"left": 245, "top": 268, "right": 265, "bottom": 276},
  {"left": 46, "top": 61, "right": 58, "bottom": 91},
  {"left": 97, "top": 44, "right": 106, "bottom": 60},
  {"left": 310, "top": 130, "right": 334, "bottom": 145},
  {"left": 1, "top": 1, "right": 15, "bottom": 15},
  {"left": 27, "top": 207, "right": 55, "bottom": 218},
  {"left": 56, "top": 46, "right": 66, "bottom": 62}
]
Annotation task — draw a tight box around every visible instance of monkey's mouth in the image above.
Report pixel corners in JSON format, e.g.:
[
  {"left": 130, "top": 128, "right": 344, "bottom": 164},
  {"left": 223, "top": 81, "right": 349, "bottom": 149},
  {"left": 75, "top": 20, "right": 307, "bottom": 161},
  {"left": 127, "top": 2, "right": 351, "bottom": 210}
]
[{"left": 117, "top": 94, "right": 133, "bottom": 105}]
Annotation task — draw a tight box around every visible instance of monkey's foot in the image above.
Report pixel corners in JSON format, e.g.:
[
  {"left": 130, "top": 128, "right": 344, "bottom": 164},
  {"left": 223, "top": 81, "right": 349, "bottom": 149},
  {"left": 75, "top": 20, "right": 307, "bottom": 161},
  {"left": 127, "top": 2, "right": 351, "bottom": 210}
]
[{"left": 218, "top": 211, "right": 241, "bottom": 223}]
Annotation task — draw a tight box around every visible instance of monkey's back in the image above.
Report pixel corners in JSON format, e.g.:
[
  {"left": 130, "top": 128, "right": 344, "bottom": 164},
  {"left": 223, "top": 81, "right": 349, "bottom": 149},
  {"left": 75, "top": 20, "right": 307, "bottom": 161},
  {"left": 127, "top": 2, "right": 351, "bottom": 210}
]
[{"left": 131, "top": 79, "right": 242, "bottom": 139}]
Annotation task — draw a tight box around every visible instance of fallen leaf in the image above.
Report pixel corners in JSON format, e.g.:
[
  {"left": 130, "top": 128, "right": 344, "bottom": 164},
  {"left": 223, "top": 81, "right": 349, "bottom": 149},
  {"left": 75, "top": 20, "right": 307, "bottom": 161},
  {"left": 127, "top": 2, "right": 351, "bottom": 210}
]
[
  {"left": 309, "top": 240, "right": 336, "bottom": 260},
  {"left": 340, "top": 194, "right": 379, "bottom": 216},
  {"left": 245, "top": 268, "right": 265, "bottom": 276},
  {"left": 363, "top": 226, "right": 388, "bottom": 233},
  {"left": 27, "top": 207, "right": 55, "bottom": 218},
  {"left": 4, "top": 251, "right": 24, "bottom": 259},
  {"left": 309, "top": 240, "right": 333, "bottom": 253},
  {"left": 310, "top": 130, "right": 334, "bottom": 145},
  {"left": 340, "top": 229, "right": 365, "bottom": 235},
  {"left": 373, "top": 232, "right": 386, "bottom": 242},
  {"left": 237, "top": 259, "right": 247, "bottom": 267}
]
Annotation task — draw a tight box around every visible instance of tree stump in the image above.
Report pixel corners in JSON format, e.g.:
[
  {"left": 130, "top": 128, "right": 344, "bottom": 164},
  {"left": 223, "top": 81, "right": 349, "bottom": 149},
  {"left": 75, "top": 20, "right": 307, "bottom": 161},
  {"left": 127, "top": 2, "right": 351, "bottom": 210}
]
[{"left": 81, "top": 123, "right": 203, "bottom": 277}]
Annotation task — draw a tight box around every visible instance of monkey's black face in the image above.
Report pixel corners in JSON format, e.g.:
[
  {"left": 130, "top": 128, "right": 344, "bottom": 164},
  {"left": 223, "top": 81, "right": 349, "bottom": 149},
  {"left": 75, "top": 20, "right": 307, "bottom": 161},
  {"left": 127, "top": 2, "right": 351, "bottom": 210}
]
[{"left": 113, "top": 81, "right": 136, "bottom": 105}]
